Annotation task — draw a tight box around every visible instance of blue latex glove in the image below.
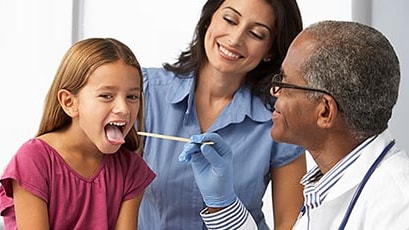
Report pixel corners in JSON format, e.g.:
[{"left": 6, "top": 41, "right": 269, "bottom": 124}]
[{"left": 179, "top": 133, "right": 237, "bottom": 208}]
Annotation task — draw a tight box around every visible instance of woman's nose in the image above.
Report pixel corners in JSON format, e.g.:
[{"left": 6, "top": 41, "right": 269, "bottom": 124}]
[{"left": 228, "top": 28, "right": 245, "bottom": 47}]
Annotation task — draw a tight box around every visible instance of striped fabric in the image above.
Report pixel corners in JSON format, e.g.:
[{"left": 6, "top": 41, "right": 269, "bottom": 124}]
[
  {"left": 300, "top": 136, "right": 377, "bottom": 212},
  {"left": 201, "top": 198, "right": 249, "bottom": 230}
]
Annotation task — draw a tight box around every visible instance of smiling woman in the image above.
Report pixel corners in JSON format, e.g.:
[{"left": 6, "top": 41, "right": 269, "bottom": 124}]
[{"left": 116, "top": 0, "right": 308, "bottom": 229}]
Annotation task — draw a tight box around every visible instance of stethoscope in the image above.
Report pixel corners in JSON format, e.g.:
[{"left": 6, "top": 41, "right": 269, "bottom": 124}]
[{"left": 338, "top": 139, "right": 396, "bottom": 230}]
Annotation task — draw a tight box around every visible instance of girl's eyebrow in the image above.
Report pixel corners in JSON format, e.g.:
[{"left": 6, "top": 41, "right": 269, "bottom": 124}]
[
  {"left": 96, "top": 85, "right": 141, "bottom": 91},
  {"left": 129, "top": 87, "right": 141, "bottom": 91}
]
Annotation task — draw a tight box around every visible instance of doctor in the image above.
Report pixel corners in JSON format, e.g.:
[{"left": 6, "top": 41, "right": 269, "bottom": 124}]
[
  {"left": 180, "top": 20, "right": 409, "bottom": 229},
  {"left": 272, "top": 20, "right": 409, "bottom": 229}
]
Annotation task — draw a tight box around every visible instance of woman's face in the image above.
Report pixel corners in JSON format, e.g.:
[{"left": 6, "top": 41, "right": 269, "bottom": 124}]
[{"left": 204, "top": 0, "right": 275, "bottom": 76}]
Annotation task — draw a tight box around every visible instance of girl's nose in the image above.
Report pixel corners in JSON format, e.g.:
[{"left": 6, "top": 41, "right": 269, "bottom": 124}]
[{"left": 113, "top": 98, "right": 130, "bottom": 115}]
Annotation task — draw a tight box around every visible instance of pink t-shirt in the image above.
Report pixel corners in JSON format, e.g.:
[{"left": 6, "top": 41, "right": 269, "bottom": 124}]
[{"left": 0, "top": 138, "right": 155, "bottom": 229}]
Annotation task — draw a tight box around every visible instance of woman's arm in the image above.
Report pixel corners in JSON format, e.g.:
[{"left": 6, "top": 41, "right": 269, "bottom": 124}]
[
  {"left": 115, "top": 193, "right": 143, "bottom": 230},
  {"left": 271, "top": 153, "right": 306, "bottom": 229},
  {"left": 12, "top": 180, "right": 49, "bottom": 230}
]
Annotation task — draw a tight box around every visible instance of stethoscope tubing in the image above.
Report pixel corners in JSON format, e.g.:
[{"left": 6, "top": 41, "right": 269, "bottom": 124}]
[{"left": 338, "top": 139, "right": 396, "bottom": 229}]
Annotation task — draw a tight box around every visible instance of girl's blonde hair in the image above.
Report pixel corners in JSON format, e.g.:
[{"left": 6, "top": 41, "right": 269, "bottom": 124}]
[{"left": 37, "top": 38, "right": 144, "bottom": 152}]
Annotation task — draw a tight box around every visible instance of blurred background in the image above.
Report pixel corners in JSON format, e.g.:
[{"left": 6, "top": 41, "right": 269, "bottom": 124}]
[{"left": 1, "top": 0, "right": 407, "bottom": 228}]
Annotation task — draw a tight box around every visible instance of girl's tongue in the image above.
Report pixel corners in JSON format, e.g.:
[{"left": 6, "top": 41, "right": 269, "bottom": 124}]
[{"left": 105, "top": 124, "right": 125, "bottom": 145}]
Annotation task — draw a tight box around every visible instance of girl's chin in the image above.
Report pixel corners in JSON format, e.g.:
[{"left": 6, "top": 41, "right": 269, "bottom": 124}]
[{"left": 99, "top": 142, "right": 121, "bottom": 154}]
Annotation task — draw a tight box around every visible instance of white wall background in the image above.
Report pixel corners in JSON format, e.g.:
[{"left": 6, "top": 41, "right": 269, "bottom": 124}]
[
  {"left": 0, "top": 1, "right": 72, "bottom": 167},
  {"left": 1, "top": 0, "right": 407, "bottom": 228}
]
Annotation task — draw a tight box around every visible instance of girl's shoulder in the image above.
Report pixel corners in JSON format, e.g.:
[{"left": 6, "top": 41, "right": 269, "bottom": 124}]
[
  {"left": 4, "top": 138, "right": 60, "bottom": 179},
  {"left": 1, "top": 138, "right": 58, "bottom": 201},
  {"left": 15, "top": 138, "right": 56, "bottom": 159}
]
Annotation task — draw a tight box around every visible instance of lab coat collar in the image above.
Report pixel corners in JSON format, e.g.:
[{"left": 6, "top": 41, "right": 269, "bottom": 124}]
[{"left": 324, "top": 129, "right": 395, "bottom": 201}]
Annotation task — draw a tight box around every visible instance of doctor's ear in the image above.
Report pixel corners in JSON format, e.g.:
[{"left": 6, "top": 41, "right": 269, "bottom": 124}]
[
  {"left": 316, "top": 95, "right": 338, "bottom": 128},
  {"left": 58, "top": 89, "right": 78, "bottom": 118}
]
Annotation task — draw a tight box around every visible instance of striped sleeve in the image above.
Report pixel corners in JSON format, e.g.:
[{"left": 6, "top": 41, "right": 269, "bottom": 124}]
[{"left": 200, "top": 198, "right": 257, "bottom": 230}]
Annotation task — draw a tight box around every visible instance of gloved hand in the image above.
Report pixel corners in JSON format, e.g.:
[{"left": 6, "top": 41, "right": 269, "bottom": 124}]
[{"left": 179, "top": 133, "right": 237, "bottom": 208}]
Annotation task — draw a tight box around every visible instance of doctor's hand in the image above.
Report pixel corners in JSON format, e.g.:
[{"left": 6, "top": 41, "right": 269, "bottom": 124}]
[{"left": 179, "top": 133, "right": 237, "bottom": 208}]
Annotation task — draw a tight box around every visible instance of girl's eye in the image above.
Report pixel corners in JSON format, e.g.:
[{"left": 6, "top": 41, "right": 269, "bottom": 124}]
[
  {"left": 127, "top": 95, "right": 139, "bottom": 101},
  {"left": 100, "top": 94, "right": 113, "bottom": 100}
]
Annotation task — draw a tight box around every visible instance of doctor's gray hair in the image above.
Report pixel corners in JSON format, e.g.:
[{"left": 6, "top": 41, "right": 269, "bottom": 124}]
[{"left": 300, "top": 20, "right": 400, "bottom": 140}]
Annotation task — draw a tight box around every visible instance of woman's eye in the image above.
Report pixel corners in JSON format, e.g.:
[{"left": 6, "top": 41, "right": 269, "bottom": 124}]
[
  {"left": 250, "top": 28, "right": 270, "bottom": 40},
  {"left": 223, "top": 16, "right": 237, "bottom": 25},
  {"left": 250, "top": 31, "right": 264, "bottom": 40}
]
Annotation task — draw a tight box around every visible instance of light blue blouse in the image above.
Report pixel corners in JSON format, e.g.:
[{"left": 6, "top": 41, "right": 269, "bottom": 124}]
[{"left": 138, "top": 67, "right": 304, "bottom": 230}]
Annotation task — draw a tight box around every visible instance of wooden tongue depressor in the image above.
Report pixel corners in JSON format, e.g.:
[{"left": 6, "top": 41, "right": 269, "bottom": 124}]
[{"left": 137, "top": 132, "right": 214, "bottom": 145}]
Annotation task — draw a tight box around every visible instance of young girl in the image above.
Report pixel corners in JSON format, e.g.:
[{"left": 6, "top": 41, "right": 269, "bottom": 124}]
[{"left": 0, "top": 38, "right": 155, "bottom": 229}]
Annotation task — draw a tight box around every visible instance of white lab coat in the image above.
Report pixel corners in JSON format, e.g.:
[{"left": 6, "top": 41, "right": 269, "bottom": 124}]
[{"left": 293, "top": 130, "right": 409, "bottom": 230}]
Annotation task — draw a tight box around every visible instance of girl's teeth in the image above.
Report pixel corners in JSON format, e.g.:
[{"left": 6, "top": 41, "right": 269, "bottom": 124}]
[{"left": 109, "top": 122, "right": 125, "bottom": 126}]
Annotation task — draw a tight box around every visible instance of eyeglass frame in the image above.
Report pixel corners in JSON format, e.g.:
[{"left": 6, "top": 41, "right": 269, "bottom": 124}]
[{"left": 270, "top": 72, "right": 340, "bottom": 108}]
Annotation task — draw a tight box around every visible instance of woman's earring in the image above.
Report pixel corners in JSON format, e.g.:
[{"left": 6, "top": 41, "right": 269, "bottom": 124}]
[{"left": 263, "top": 57, "right": 272, "bottom": 62}]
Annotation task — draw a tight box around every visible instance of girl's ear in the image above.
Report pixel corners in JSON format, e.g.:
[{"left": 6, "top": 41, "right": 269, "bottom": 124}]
[
  {"left": 58, "top": 89, "right": 78, "bottom": 118},
  {"left": 316, "top": 95, "right": 338, "bottom": 129}
]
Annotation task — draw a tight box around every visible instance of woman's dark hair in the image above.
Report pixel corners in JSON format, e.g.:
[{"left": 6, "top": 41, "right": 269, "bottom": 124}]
[{"left": 163, "top": 0, "right": 303, "bottom": 108}]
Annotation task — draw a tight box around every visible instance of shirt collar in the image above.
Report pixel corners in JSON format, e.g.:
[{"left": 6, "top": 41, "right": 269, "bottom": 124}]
[
  {"left": 301, "top": 135, "right": 377, "bottom": 210},
  {"left": 166, "top": 73, "right": 195, "bottom": 104},
  {"left": 166, "top": 74, "right": 272, "bottom": 125}
]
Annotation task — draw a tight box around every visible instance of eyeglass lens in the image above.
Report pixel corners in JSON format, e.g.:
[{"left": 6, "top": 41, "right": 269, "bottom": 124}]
[{"left": 271, "top": 73, "right": 283, "bottom": 94}]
